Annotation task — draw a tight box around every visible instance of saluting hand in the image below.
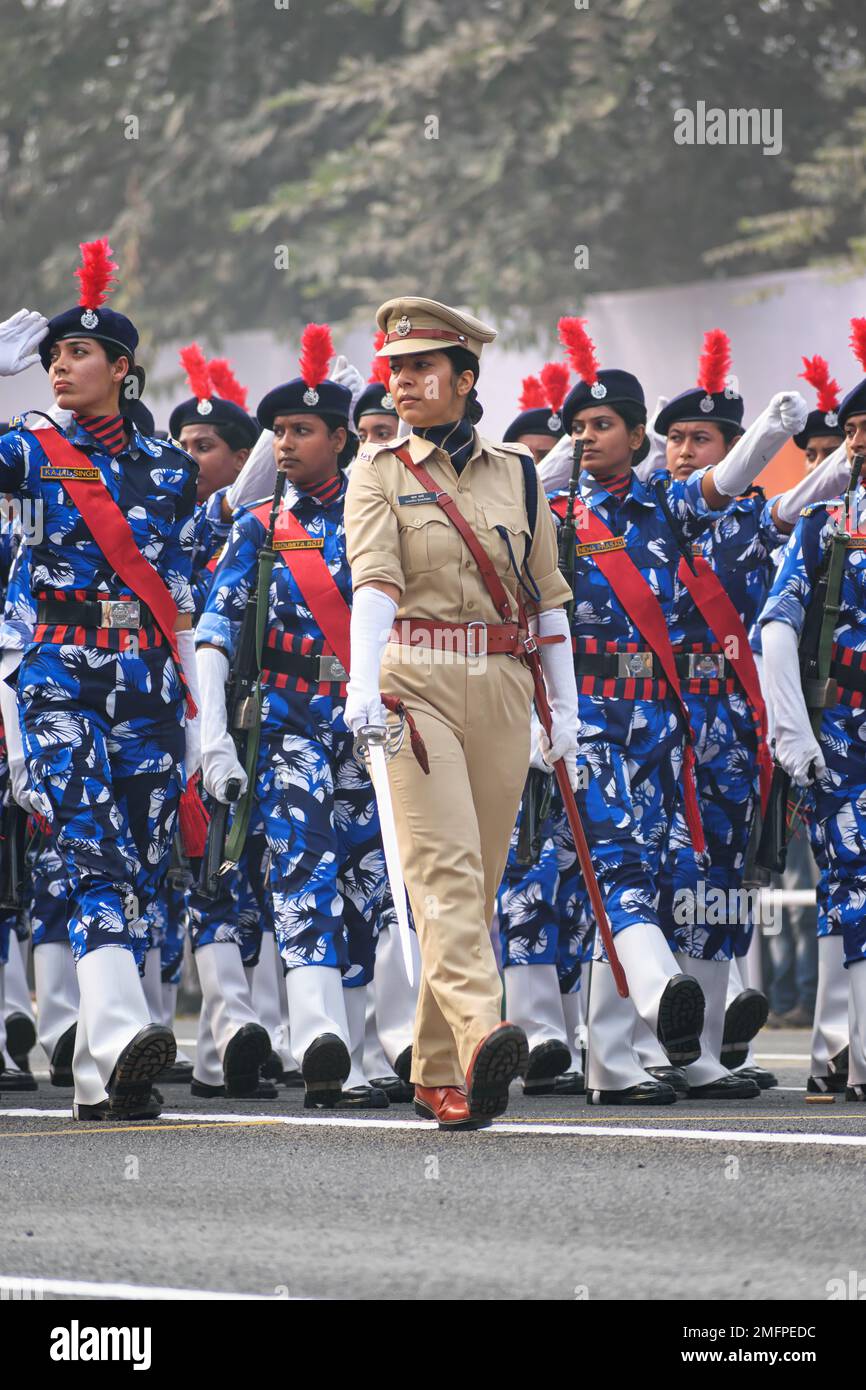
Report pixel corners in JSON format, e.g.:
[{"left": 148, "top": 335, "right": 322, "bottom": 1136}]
[{"left": 0, "top": 308, "right": 49, "bottom": 376}]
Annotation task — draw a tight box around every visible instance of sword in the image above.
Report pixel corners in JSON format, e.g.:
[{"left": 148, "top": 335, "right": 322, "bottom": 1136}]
[{"left": 356, "top": 723, "right": 415, "bottom": 988}]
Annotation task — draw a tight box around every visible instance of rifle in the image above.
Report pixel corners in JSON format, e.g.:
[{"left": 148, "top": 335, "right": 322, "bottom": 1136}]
[
  {"left": 0, "top": 798, "right": 28, "bottom": 910},
  {"left": 756, "top": 451, "right": 864, "bottom": 873},
  {"left": 197, "top": 470, "right": 287, "bottom": 895},
  {"left": 557, "top": 437, "right": 585, "bottom": 627}
]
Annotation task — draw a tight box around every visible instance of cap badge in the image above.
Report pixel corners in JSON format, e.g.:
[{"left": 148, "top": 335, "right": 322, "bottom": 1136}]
[
  {"left": 381, "top": 392, "right": 395, "bottom": 410},
  {"left": 699, "top": 394, "right": 715, "bottom": 413},
  {"left": 395, "top": 316, "right": 412, "bottom": 337},
  {"left": 303, "top": 387, "right": 320, "bottom": 406},
  {"left": 80, "top": 309, "right": 99, "bottom": 329},
  {"left": 590, "top": 382, "right": 607, "bottom": 400},
  {"left": 825, "top": 410, "right": 839, "bottom": 428},
  {"left": 548, "top": 412, "right": 562, "bottom": 431},
  {"left": 196, "top": 398, "right": 213, "bottom": 416}
]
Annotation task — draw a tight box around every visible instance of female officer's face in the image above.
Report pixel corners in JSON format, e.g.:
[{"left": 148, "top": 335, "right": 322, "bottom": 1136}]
[
  {"left": 389, "top": 352, "right": 474, "bottom": 428},
  {"left": 572, "top": 407, "right": 644, "bottom": 477},
  {"left": 666, "top": 420, "right": 733, "bottom": 481},
  {"left": 179, "top": 424, "right": 250, "bottom": 505},
  {"left": 48, "top": 338, "right": 128, "bottom": 416},
  {"left": 357, "top": 412, "right": 399, "bottom": 446},
  {"left": 271, "top": 413, "right": 344, "bottom": 489}
]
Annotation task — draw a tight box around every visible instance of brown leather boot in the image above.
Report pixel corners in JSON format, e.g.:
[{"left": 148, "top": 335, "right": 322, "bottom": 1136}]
[{"left": 414, "top": 1085, "right": 488, "bottom": 1131}]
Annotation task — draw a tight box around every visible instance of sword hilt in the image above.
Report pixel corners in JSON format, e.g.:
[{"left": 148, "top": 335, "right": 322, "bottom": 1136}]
[{"left": 354, "top": 716, "right": 405, "bottom": 764}]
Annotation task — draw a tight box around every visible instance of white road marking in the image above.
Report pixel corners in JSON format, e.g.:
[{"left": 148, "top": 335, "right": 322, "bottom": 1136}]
[
  {"left": 755, "top": 1054, "right": 810, "bottom": 1061},
  {"left": 1, "top": 1107, "right": 865, "bottom": 1146},
  {"left": 0, "top": 1274, "right": 303, "bottom": 1301}
]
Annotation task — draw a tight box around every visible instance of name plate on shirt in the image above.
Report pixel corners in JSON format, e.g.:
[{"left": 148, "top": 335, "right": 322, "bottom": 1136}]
[
  {"left": 398, "top": 491, "right": 439, "bottom": 506},
  {"left": 273, "top": 537, "right": 325, "bottom": 551},
  {"left": 575, "top": 536, "right": 627, "bottom": 557},
  {"left": 40, "top": 464, "right": 101, "bottom": 481}
]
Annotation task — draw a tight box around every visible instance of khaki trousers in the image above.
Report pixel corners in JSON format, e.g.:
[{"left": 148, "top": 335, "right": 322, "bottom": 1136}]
[{"left": 383, "top": 648, "right": 532, "bottom": 1085}]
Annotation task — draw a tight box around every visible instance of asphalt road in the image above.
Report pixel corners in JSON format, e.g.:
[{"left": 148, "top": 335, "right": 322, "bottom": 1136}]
[{"left": 2, "top": 1025, "right": 863, "bottom": 1302}]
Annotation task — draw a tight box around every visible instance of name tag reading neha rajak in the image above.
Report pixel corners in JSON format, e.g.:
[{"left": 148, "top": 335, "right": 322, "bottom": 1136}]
[
  {"left": 40, "top": 465, "right": 101, "bottom": 480},
  {"left": 574, "top": 537, "right": 627, "bottom": 557},
  {"left": 273, "top": 537, "right": 325, "bottom": 551},
  {"left": 398, "top": 492, "right": 439, "bottom": 506}
]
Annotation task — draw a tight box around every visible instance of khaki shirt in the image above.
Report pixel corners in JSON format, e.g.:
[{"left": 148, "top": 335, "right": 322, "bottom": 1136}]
[{"left": 344, "top": 429, "right": 572, "bottom": 623}]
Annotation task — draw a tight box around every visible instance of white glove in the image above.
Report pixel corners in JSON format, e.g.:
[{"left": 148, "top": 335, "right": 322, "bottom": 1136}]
[
  {"left": 0, "top": 648, "right": 52, "bottom": 819},
  {"left": 330, "top": 354, "right": 365, "bottom": 420},
  {"left": 634, "top": 395, "right": 670, "bottom": 483},
  {"left": 774, "top": 441, "right": 850, "bottom": 527},
  {"left": 538, "top": 431, "right": 577, "bottom": 494},
  {"left": 533, "top": 607, "right": 578, "bottom": 790},
  {"left": 0, "top": 309, "right": 48, "bottom": 377},
  {"left": 712, "top": 391, "right": 809, "bottom": 499},
  {"left": 761, "top": 621, "right": 826, "bottom": 787},
  {"left": 198, "top": 645, "right": 248, "bottom": 803},
  {"left": 177, "top": 629, "right": 201, "bottom": 779},
  {"left": 529, "top": 710, "right": 552, "bottom": 774},
  {"left": 224, "top": 428, "right": 276, "bottom": 514},
  {"left": 343, "top": 586, "right": 397, "bottom": 735}
]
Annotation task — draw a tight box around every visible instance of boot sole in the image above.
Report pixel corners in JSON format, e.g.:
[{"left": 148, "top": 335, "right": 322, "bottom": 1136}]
[
  {"left": 466, "top": 1025, "right": 529, "bottom": 1120},
  {"left": 720, "top": 990, "right": 769, "bottom": 1070},
  {"left": 657, "top": 976, "right": 705, "bottom": 1066},
  {"left": 109, "top": 1025, "right": 175, "bottom": 1118},
  {"left": 524, "top": 1039, "right": 572, "bottom": 1083},
  {"left": 6, "top": 1012, "right": 37, "bottom": 1061},
  {"left": 50, "top": 1025, "right": 77, "bottom": 1086},
  {"left": 224, "top": 1024, "right": 272, "bottom": 1096},
  {"left": 302, "top": 1034, "right": 351, "bottom": 1108}
]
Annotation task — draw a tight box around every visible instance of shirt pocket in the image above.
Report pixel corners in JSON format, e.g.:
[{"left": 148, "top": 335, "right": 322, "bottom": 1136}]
[
  {"left": 478, "top": 502, "right": 532, "bottom": 577},
  {"left": 398, "top": 508, "right": 461, "bottom": 574}
]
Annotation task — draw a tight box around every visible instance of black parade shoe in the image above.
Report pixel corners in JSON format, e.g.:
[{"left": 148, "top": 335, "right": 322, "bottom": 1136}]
[
  {"left": 522, "top": 1039, "right": 573, "bottom": 1096},
  {"left": 5, "top": 1011, "right": 37, "bottom": 1071},
  {"left": 647, "top": 1065, "right": 689, "bottom": 1097},
  {"left": 393, "top": 1046, "right": 413, "bottom": 1086},
  {"left": 656, "top": 976, "right": 705, "bottom": 1066},
  {"left": 337, "top": 1084, "right": 390, "bottom": 1109},
  {"left": 301, "top": 1033, "right": 351, "bottom": 1109},
  {"left": 686, "top": 1074, "right": 761, "bottom": 1100},
  {"left": 107, "top": 1024, "right": 175, "bottom": 1120},
  {"left": 552, "top": 1070, "right": 586, "bottom": 1096},
  {"left": 736, "top": 1065, "right": 777, "bottom": 1090},
  {"left": 222, "top": 1023, "right": 271, "bottom": 1098},
  {"left": 587, "top": 1081, "right": 677, "bottom": 1106},
  {"left": 368, "top": 1075, "right": 415, "bottom": 1103},
  {"left": 50, "top": 1025, "right": 76, "bottom": 1087},
  {"left": 0, "top": 1068, "right": 38, "bottom": 1092},
  {"left": 720, "top": 990, "right": 770, "bottom": 1070}
]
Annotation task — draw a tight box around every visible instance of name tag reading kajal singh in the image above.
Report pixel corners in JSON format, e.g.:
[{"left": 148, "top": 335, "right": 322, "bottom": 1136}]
[
  {"left": 40, "top": 465, "right": 101, "bottom": 481},
  {"left": 574, "top": 537, "right": 627, "bottom": 557}
]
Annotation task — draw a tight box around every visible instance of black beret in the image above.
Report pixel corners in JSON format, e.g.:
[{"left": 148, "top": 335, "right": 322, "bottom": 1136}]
[
  {"left": 562, "top": 369, "right": 645, "bottom": 436},
  {"left": 39, "top": 305, "right": 138, "bottom": 370},
  {"left": 353, "top": 382, "right": 398, "bottom": 428},
  {"left": 257, "top": 377, "right": 352, "bottom": 433},
  {"left": 793, "top": 407, "right": 844, "bottom": 450},
  {"left": 169, "top": 395, "right": 259, "bottom": 448},
  {"left": 654, "top": 387, "right": 745, "bottom": 436}
]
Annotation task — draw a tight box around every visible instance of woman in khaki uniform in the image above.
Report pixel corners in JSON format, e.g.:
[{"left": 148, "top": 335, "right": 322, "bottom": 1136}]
[{"left": 344, "top": 297, "right": 576, "bottom": 1129}]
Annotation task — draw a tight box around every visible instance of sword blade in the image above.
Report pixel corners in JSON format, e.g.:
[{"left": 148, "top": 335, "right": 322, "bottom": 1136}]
[{"left": 368, "top": 742, "right": 415, "bottom": 988}]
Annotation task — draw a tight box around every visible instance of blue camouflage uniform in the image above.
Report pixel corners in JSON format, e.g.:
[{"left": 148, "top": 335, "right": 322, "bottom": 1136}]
[
  {"left": 760, "top": 492, "right": 866, "bottom": 966},
  {"left": 0, "top": 415, "right": 197, "bottom": 962},
  {"left": 196, "top": 474, "right": 386, "bottom": 986},
  {"left": 498, "top": 464, "right": 717, "bottom": 968}
]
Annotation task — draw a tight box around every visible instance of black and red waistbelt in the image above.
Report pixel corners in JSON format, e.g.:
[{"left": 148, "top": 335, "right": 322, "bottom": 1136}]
[
  {"left": 260, "top": 645, "right": 349, "bottom": 686},
  {"left": 829, "top": 646, "right": 866, "bottom": 706},
  {"left": 33, "top": 591, "right": 165, "bottom": 651},
  {"left": 573, "top": 646, "right": 731, "bottom": 682}
]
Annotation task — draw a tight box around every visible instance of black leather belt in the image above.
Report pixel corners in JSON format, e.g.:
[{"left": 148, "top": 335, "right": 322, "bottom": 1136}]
[
  {"left": 37, "top": 598, "right": 155, "bottom": 629},
  {"left": 574, "top": 650, "right": 730, "bottom": 680},
  {"left": 261, "top": 647, "right": 349, "bottom": 683}
]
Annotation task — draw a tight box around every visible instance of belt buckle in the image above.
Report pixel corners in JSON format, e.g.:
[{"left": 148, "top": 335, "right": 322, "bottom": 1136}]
[
  {"left": 616, "top": 650, "right": 653, "bottom": 678},
  {"left": 688, "top": 652, "right": 725, "bottom": 679},
  {"left": 318, "top": 654, "right": 349, "bottom": 683},
  {"left": 465, "top": 621, "right": 488, "bottom": 659},
  {"left": 101, "top": 599, "right": 140, "bottom": 629}
]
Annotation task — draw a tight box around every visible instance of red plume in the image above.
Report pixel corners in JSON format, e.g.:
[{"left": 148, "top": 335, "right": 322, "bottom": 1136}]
[
  {"left": 540, "top": 361, "right": 570, "bottom": 413},
  {"left": 850, "top": 318, "right": 866, "bottom": 373},
  {"left": 799, "top": 355, "right": 840, "bottom": 414},
  {"left": 208, "top": 358, "right": 248, "bottom": 409},
  {"left": 75, "top": 237, "right": 118, "bottom": 310},
  {"left": 298, "top": 323, "right": 334, "bottom": 390},
  {"left": 518, "top": 375, "right": 546, "bottom": 410},
  {"left": 369, "top": 332, "right": 392, "bottom": 387},
  {"left": 697, "top": 329, "right": 732, "bottom": 395},
  {"left": 179, "top": 344, "right": 213, "bottom": 403},
  {"left": 558, "top": 317, "right": 599, "bottom": 385}
]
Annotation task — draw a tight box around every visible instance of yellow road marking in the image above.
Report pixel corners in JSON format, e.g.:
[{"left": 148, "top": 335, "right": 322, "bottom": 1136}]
[{"left": 0, "top": 1120, "right": 285, "bottom": 1139}]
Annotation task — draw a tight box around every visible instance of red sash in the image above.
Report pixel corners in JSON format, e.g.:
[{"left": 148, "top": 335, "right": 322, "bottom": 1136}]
[
  {"left": 35, "top": 428, "right": 197, "bottom": 717},
  {"left": 676, "top": 556, "right": 773, "bottom": 814},
  {"left": 252, "top": 502, "right": 351, "bottom": 670},
  {"left": 552, "top": 496, "right": 705, "bottom": 854}
]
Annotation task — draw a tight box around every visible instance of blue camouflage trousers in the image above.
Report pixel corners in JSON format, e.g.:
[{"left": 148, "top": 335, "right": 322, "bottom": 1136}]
[
  {"left": 187, "top": 828, "right": 270, "bottom": 967},
  {"left": 658, "top": 689, "right": 760, "bottom": 961},
  {"left": 251, "top": 686, "right": 385, "bottom": 986},
  {"left": 17, "top": 643, "right": 184, "bottom": 962},
  {"left": 498, "top": 695, "right": 693, "bottom": 971},
  {"left": 812, "top": 703, "right": 866, "bottom": 966}
]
